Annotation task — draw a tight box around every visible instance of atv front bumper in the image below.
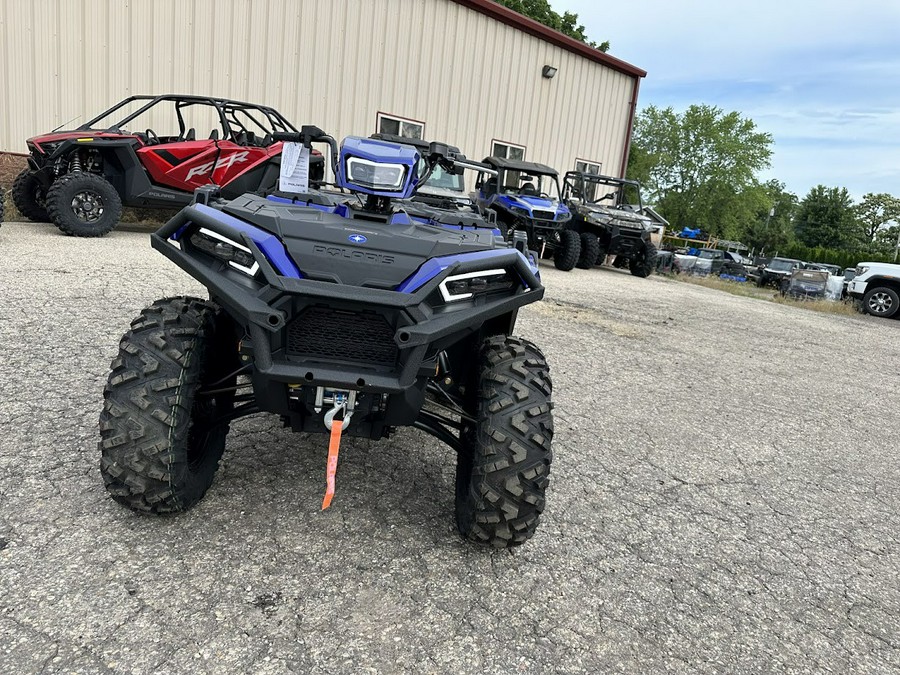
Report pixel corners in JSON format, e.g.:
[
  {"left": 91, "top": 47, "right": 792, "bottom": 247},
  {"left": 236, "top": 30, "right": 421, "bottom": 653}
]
[{"left": 152, "top": 204, "right": 544, "bottom": 399}]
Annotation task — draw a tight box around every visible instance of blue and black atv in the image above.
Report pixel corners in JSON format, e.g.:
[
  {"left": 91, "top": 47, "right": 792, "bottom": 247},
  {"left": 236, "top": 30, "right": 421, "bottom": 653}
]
[
  {"left": 98, "top": 127, "right": 554, "bottom": 547},
  {"left": 473, "top": 156, "right": 578, "bottom": 271}
]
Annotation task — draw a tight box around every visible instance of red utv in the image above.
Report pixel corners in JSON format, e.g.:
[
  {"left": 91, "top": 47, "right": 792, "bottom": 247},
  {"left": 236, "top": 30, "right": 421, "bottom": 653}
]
[{"left": 12, "top": 95, "right": 324, "bottom": 237}]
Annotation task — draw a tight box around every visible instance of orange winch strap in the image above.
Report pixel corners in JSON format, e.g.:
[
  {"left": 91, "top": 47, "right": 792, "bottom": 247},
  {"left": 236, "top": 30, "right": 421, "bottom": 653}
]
[{"left": 321, "top": 419, "right": 343, "bottom": 510}]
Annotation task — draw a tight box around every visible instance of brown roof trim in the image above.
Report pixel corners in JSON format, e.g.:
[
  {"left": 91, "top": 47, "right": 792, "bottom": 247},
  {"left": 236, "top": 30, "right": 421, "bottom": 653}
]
[
  {"left": 450, "top": 0, "right": 647, "bottom": 78},
  {"left": 619, "top": 76, "right": 641, "bottom": 177}
]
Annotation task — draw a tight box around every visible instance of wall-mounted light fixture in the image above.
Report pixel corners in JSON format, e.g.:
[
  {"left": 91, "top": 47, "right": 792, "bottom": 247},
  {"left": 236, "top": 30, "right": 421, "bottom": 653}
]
[{"left": 542, "top": 65, "right": 558, "bottom": 79}]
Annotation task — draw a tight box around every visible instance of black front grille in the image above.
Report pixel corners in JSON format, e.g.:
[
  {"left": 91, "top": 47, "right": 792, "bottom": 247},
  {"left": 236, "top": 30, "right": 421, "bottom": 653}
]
[
  {"left": 286, "top": 307, "right": 398, "bottom": 366},
  {"left": 532, "top": 210, "right": 555, "bottom": 221}
]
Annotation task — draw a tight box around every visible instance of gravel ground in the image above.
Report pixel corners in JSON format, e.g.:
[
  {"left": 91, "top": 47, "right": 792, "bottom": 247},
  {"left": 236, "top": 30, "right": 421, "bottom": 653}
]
[{"left": 1, "top": 221, "right": 898, "bottom": 674}]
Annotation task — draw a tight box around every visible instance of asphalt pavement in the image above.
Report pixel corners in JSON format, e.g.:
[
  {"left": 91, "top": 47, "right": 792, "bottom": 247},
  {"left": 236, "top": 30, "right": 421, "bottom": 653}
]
[{"left": 1, "top": 221, "right": 898, "bottom": 674}]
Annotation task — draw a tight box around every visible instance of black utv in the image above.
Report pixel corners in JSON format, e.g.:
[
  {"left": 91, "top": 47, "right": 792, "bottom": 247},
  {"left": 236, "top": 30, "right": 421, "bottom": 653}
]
[
  {"left": 562, "top": 171, "right": 658, "bottom": 277},
  {"left": 757, "top": 257, "right": 804, "bottom": 288}
]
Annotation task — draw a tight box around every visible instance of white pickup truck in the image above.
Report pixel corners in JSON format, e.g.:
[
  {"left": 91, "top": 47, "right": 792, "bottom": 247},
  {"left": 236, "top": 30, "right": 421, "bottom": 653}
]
[{"left": 847, "top": 262, "right": 900, "bottom": 318}]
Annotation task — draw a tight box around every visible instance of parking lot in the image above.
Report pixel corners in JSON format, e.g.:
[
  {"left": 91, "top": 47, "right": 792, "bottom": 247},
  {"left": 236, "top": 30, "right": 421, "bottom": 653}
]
[{"left": 1, "top": 220, "right": 898, "bottom": 674}]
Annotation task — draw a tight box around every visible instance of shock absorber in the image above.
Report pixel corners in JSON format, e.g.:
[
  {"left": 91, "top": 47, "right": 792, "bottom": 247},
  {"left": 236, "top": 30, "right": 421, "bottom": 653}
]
[{"left": 69, "top": 151, "right": 82, "bottom": 173}]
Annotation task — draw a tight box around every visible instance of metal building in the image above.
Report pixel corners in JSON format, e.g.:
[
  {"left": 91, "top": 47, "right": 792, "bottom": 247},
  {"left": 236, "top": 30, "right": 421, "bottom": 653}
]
[{"left": 0, "top": 0, "right": 645, "bottom": 177}]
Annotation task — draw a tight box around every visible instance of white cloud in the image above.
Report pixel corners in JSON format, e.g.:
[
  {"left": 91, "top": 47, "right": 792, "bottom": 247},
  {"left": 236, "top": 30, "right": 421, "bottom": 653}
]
[{"left": 550, "top": 0, "right": 900, "bottom": 199}]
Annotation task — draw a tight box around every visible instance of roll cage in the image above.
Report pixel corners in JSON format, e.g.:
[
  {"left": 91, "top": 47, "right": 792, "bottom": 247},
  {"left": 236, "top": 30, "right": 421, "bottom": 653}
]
[
  {"left": 477, "top": 157, "right": 563, "bottom": 201},
  {"left": 563, "top": 171, "right": 644, "bottom": 209},
  {"left": 78, "top": 95, "right": 298, "bottom": 143}
]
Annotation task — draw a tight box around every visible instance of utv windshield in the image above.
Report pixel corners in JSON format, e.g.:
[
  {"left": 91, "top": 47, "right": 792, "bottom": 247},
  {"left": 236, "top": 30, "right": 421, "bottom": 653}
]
[
  {"left": 500, "top": 173, "right": 562, "bottom": 201},
  {"left": 768, "top": 259, "right": 797, "bottom": 272},
  {"left": 425, "top": 165, "right": 464, "bottom": 192}
]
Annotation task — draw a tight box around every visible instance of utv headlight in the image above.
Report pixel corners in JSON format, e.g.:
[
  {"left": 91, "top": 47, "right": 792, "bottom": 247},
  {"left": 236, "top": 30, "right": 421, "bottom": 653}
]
[
  {"left": 509, "top": 205, "right": 530, "bottom": 217},
  {"left": 586, "top": 212, "right": 610, "bottom": 225},
  {"left": 190, "top": 228, "right": 259, "bottom": 275},
  {"left": 439, "top": 269, "right": 517, "bottom": 302},
  {"left": 346, "top": 156, "right": 407, "bottom": 190},
  {"left": 856, "top": 265, "right": 869, "bottom": 276}
]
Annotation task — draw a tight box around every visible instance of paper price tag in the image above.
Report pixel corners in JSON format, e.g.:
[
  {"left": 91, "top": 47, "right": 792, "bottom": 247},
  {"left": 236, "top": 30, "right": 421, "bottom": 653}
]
[{"left": 279, "top": 142, "right": 310, "bottom": 193}]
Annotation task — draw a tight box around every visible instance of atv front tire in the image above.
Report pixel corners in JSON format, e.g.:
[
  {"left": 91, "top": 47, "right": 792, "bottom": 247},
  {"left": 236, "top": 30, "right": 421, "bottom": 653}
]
[
  {"left": 456, "top": 336, "right": 553, "bottom": 547},
  {"left": 99, "top": 297, "right": 238, "bottom": 513},
  {"left": 629, "top": 242, "right": 658, "bottom": 278},
  {"left": 47, "top": 172, "right": 122, "bottom": 237},
  {"left": 553, "top": 229, "right": 581, "bottom": 271},
  {"left": 576, "top": 232, "right": 600, "bottom": 269},
  {"left": 11, "top": 169, "right": 50, "bottom": 222}
]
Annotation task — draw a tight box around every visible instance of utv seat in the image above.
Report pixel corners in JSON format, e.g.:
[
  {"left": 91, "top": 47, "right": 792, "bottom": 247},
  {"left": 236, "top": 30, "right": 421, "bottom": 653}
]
[
  {"left": 208, "top": 129, "right": 219, "bottom": 140},
  {"left": 520, "top": 183, "right": 538, "bottom": 196}
]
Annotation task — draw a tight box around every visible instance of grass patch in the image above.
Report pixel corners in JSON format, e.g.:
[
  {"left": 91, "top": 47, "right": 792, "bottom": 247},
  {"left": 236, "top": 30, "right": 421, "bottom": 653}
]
[{"left": 671, "top": 273, "right": 861, "bottom": 317}]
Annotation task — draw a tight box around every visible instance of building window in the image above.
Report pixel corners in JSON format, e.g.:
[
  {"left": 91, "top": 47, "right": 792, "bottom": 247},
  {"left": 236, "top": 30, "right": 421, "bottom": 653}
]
[
  {"left": 575, "top": 159, "right": 603, "bottom": 200},
  {"left": 491, "top": 140, "right": 526, "bottom": 161},
  {"left": 376, "top": 112, "right": 424, "bottom": 140},
  {"left": 575, "top": 159, "right": 602, "bottom": 175}
]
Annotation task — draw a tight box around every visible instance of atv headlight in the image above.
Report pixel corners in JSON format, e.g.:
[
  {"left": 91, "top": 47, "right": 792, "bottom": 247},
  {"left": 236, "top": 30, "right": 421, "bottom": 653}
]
[
  {"left": 439, "top": 269, "right": 517, "bottom": 302},
  {"left": 346, "top": 157, "right": 407, "bottom": 191},
  {"left": 190, "top": 228, "right": 259, "bottom": 276}
]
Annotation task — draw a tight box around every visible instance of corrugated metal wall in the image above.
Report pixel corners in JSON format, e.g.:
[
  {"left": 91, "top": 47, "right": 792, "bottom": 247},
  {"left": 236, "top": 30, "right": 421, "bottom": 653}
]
[{"left": 0, "top": 0, "right": 638, "bottom": 177}]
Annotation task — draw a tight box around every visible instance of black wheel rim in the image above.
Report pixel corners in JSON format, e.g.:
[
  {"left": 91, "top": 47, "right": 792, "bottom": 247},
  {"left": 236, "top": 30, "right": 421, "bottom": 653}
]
[{"left": 71, "top": 190, "right": 105, "bottom": 223}]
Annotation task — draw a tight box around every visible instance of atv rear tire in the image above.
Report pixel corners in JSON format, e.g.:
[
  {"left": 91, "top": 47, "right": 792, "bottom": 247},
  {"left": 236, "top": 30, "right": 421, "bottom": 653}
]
[
  {"left": 629, "top": 242, "right": 658, "bottom": 278},
  {"left": 47, "top": 172, "right": 122, "bottom": 237},
  {"left": 576, "top": 232, "right": 600, "bottom": 269},
  {"left": 553, "top": 229, "right": 580, "bottom": 271},
  {"left": 456, "top": 336, "right": 553, "bottom": 547},
  {"left": 11, "top": 169, "right": 50, "bottom": 222},
  {"left": 99, "top": 297, "right": 238, "bottom": 514}
]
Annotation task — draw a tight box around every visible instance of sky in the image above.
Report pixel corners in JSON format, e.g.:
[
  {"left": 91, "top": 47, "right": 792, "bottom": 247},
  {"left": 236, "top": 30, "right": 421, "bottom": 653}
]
[{"left": 552, "top": 0, "right": 900, "bottom": 201}]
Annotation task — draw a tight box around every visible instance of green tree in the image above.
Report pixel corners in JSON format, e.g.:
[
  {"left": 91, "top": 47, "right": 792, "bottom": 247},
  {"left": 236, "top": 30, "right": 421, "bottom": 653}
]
[
  {"left": 743, "top": 180, "right": 798, "bottom": 252},
  {"left": 854, "top": 192, "right": 900, "bottom": 245},
  {"left": 496, "top": 0, "right": 610, "bottom": 51},
  {"left": 794, "top": 185, "right": 863, "bottom": 249},
  {"left": 628, "top": 104, "right": 774, "bottom": 237}
]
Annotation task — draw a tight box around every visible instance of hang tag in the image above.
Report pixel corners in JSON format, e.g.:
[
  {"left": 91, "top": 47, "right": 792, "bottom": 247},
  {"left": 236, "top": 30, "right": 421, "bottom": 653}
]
[
  {"left": 321, "top": 419, "right": 343, "bottom": 510},
  {"left": 279, "top": 142, "right": 310, "bottom": 193}
]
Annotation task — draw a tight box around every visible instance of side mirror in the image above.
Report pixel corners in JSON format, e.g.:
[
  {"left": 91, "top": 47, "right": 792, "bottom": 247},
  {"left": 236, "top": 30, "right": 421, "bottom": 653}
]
[{"left": 427, "top": 141, "right": 449, "bottom": 160}]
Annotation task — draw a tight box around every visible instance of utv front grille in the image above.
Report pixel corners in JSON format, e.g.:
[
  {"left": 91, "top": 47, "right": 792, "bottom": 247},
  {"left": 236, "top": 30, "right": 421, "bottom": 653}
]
[
  {"left": 532, "top": 210, "right": 556, "bottom": 221},
  {"left": 286, "top": 307, "right": 398, "bottom": 367}
]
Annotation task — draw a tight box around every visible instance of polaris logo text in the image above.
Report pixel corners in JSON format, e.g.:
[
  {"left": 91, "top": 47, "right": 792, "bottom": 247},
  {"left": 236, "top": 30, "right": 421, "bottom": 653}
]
[
  {"left": 313, "top": 246, "right": 394, "bottom": 264},
  {"left": 185, "top": 151, "right": 250, "bottom": 180}
]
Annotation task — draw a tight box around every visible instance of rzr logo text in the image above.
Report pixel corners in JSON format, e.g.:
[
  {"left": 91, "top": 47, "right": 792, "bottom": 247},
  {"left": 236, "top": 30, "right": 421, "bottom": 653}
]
[{"left": 185, "top": 151, "right": 250, "bottom": 180}]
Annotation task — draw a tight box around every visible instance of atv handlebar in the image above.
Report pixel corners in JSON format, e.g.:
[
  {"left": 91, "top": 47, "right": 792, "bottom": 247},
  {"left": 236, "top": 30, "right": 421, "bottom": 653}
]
[
  {"left": 272, "top": 126, "right": 339, "bottom": 174},
  {"left": 422, "top": 144, "right": 497, "bottom": 178}
]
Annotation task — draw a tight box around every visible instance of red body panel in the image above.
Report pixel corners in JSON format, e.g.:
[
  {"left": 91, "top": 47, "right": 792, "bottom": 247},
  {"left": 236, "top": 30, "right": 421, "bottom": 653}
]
[
  {"left": 28, "top": 130, "right": 142, "bottom": 152},
  {"left": 137, "top": 140, "right": 283, "bottom": 191}
]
